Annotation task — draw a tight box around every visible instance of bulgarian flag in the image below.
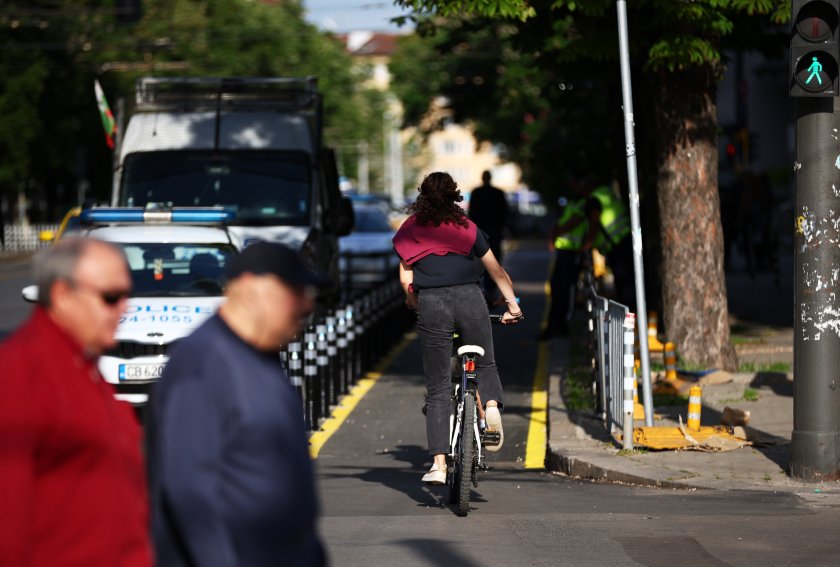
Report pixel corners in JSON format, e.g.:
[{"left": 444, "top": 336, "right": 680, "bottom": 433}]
[{"left": 94, "top": 79, "right": 117, "bottom": 149}]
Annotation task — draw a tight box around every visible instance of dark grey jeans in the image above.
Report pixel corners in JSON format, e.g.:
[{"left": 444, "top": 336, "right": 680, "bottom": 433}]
[{"left": 416, "top": 283, "right": 504, "bottom": 455}]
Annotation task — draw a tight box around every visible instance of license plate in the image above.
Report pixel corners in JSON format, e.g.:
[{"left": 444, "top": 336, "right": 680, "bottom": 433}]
[{"left": 119, "top": 363, "right": 166, "bottom": 381}]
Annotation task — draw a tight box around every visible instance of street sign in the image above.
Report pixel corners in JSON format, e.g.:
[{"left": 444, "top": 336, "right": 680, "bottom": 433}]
[{"left": 790, "top": 0, "right": 840, "bottom": 97}]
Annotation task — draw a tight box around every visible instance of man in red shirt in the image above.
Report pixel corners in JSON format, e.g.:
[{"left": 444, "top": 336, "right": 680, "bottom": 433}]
[{"left": 0, "top": 238, "right": 153, "bottom": 566}]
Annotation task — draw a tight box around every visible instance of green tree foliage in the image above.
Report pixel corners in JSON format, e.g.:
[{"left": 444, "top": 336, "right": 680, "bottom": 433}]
[
  {"left": 0, "top": 0, "right": 385, "bottom": 211},
  {"left": 392, "top": 0, "right": 790, "bottom": 369}
]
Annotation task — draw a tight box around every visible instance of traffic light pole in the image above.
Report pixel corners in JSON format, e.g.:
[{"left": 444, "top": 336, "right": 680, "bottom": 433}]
[{"left": 791, "top": 96, "right": 840, "bottom": 481}]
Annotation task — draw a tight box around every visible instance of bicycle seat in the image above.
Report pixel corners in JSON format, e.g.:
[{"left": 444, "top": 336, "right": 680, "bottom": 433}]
[{"left": 457, "top": 345, "right": 485, "bottom": 357}]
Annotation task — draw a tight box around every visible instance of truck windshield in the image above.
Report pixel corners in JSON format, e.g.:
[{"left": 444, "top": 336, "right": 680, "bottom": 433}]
[{"left": 121, "top": 151, "right": 310, "bottom": 226}]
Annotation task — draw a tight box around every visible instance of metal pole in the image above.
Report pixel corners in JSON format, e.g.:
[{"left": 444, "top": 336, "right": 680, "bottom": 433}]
[
  {"left": 391, "top": 120, "right": 404, "bottom": 207},
  {"left": 791, "top": 96, "right": 840, "bottom": 481},
  {"left": 358, "top": 141, "right": 369, "bottom": 194},
  {"left": 383, "top": 112, "right": 391, "bottom": 199},
  {"left": 111, "top": 96, "right": 125, "bottom": 206},
  {"left": 616, "top": 0, "right": 653, "bottom": 426}
]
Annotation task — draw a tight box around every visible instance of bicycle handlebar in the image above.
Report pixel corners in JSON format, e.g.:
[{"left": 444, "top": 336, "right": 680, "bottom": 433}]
[{"left": 489, "top": 313, "right": 524, "bottom": 324}]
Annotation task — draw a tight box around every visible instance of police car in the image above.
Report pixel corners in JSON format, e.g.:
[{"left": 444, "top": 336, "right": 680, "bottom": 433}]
[{"left": 27, "top": 207, "right": 241, "bottom": 406}]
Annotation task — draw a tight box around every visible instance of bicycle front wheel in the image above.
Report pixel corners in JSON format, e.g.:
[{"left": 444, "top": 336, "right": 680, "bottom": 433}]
[{"left": 456, "top": 391, "right": 476, "bottom": 516}]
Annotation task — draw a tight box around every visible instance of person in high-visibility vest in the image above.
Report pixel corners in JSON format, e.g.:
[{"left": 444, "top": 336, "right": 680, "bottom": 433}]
[
  {"left": 538, "top": 179, "right": 599, "bottom": 340},
  {"left": 584, "top": 180, "right": 634, "bottom": 310}
]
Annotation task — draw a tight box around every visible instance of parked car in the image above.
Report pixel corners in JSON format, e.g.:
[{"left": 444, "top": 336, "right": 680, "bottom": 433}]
[
  {"left": 23, "top": 207, "right": 240, "bottom": 406},
  {"left": 339, "top": 203, "right": 399, "bottom": 293}
]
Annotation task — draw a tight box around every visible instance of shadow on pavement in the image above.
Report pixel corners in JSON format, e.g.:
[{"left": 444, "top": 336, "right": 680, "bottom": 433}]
[
  {"left": 616, "top": 536, "right": 728, "bottom": 567},
  {"left": 394, "top": 539, "right": 483, "bottom": 567},
  {"left": 750, "top": 372, "right": 793, "bottom": 397},
  {"left": 319, "top": 443, "right": 506, "bottom": 517}
]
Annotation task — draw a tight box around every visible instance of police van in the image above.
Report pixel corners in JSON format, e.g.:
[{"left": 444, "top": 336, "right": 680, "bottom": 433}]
[
  {"left": 112, "top": 77, "right": 354, "bottom": 307},
  {"left": 25, "top": 207, "right": 240, "bottom": 406}
]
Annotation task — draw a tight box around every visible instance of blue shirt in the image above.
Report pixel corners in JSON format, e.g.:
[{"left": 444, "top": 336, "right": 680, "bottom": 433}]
[{"left": 148, "top": 315, "right": 325, "bottom": 567}]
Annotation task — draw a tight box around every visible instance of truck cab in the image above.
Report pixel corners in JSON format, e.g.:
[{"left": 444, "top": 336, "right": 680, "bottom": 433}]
[{"left": 114, "top": 77, "right": 353, "bottom": 305}]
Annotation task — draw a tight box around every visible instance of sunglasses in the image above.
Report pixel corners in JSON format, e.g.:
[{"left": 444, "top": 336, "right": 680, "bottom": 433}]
[{"left": 69, "top": 279, "right": 132, "bottom": 306}]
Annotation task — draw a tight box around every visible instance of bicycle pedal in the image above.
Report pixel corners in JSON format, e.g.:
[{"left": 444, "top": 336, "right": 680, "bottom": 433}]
[{"left": 481, "top": 430, "right": 501, "bottom": 446}]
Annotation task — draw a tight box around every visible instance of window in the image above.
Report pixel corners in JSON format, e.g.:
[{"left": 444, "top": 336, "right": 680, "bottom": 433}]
[
  {"left": 119, "top": 242, "right": 237, "bottom": 297},
  {"left": 121, "top": 151, "right": 311, "bottom": 226}
]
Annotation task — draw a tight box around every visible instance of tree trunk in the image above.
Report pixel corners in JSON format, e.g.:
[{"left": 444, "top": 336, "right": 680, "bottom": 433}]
[{"left": 654, "top": 67, "right": 737, "bottom": 371}]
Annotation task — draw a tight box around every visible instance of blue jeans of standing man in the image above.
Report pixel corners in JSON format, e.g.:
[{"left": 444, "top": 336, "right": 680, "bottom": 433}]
[{"left": 416, "top": 283, "right": 505, "bottom": 455}]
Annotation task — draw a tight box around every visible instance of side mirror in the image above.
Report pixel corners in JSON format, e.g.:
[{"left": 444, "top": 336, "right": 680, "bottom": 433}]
[
  {"left": 334, "top": 197, "right": 355, "bottom": 237},
  {"left": 22, "top": 285, "right": 39, "bottom": 303}
]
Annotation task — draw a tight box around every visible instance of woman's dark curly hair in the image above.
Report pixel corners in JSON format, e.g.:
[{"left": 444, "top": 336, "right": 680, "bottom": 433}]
[{"left": 406, "top": 172, "right": 469, "bottom": 228}]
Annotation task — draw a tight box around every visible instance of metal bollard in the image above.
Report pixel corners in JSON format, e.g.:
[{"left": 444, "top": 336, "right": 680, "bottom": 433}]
[
  {"left": 316, "top": 323, "right": 330, "bottom": 417},
  {"left": 304, "top": 326, "right": 319, "bottom": 429},
  {"left": 664, "top": 342, "right": 677, "bottom": 382},
  {"left": 355, "top": 298, "right": 367, "bottom": 378},
  {"left": 336, "top": 309, "right": 349, "bottom": 394},
  {"left": 326, "top": 316, "right": 339, "bottom": 402},
  {"left": 286, "top": 340, "right": 305, "bottom": 419},
  {"left": 687, "top": 385, "right": 702, "bottom": 431},
  {"left": 345, "top": 304, "right": 357, "bottom": 385},
  {"left": 623, "top": 313, "right": 636, "bottom": 450}
]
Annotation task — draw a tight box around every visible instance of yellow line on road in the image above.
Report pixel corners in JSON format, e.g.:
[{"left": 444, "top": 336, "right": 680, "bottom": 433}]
[
  {"left": 309, "top": 332, "right": 416, "bottom": 459},
  {"left": 524, "top": 341, "right": 550, "bottom": 469},
  {"left": 524, "top": 260, "right": 555, "bottom": 469}
]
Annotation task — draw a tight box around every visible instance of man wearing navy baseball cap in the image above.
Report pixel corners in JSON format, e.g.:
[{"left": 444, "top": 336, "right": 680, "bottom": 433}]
[{"left": 148, "top": 242, "right": 327, "bottom": 567}]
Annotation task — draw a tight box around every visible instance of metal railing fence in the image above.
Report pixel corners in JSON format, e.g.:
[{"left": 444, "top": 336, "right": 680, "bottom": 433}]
[{"left": 588, "top": 290, "right": 630, "bottom": 434}]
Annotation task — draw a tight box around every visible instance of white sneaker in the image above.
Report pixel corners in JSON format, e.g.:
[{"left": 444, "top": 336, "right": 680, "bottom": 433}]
[
  {"left": 484, "top": 406, "right": 504, "bottom": 452},
  {"left": 421, "top": 464, "right": 447, "bottom": 485}
]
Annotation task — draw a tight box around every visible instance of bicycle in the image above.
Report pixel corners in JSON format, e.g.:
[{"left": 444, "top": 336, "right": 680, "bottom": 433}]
[{"left": 446, "top": 314, "right": 505, "bottom": 516}]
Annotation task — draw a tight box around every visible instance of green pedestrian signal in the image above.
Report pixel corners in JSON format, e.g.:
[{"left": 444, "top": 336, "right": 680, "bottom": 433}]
[
  {"left": 790, "top": 0, "right": 840, "bottom": 97},
  {"left": 807, "top": 57, "right": 824, "bottom": 84}
]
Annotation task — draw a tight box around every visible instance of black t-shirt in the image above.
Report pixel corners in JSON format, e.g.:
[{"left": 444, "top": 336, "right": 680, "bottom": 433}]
[
  {"left": 469, "top": 185, "right": 509, "bottom": 238},
  {"left": 412, "top": 230, "right": 490, "bottom": 289}
]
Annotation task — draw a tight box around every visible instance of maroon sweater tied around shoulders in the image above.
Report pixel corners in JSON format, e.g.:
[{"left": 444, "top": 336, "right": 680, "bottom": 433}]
[{"left": 392, "top": 214, "right": 478, "bottom": 265}]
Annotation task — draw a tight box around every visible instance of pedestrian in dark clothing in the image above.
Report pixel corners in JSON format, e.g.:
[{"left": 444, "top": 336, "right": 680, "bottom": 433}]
[
  {"left": 148, "top": 242, "right": 327, "bottom": 567},
  {"left": 0, "top": 238, "right": 152, "bottom": 567},
  {"left": 469, "top": 171, "right": 509, "bottom": 260},
  {"left": 469, "top": 170, "right": 510, "bottom": 302}
]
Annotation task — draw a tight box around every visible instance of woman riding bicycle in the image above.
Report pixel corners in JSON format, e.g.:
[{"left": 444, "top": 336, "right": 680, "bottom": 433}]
[{"left": 393, "top": 172, "right": 524, "bottom": 485}]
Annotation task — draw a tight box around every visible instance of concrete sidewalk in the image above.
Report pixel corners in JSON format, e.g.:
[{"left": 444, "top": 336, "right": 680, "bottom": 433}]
[{"left": 544, "top": 331, "right": 840, "bottom": 505}]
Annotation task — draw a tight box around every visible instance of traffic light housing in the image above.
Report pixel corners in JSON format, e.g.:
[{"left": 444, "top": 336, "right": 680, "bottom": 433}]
[{"left": 790, "top": 0, "right": 840, "bottom": 97}]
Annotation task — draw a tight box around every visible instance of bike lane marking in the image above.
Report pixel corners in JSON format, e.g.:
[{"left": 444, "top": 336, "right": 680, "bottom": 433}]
[
  {"left": 309, "top": 331, "right": 417, "bottom": 459},
  {"left": 524, "top": 277, "right": 553, "bottom": 469}
]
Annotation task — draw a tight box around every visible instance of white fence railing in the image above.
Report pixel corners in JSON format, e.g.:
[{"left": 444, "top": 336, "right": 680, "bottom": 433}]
[{"left": 2, "top": 224, "right": 58, "bottom": 253}]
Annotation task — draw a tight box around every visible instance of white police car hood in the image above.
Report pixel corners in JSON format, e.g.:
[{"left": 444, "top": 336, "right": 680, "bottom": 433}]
[{"left": 115, "top": 297, "right": 225, "bottom": 343}]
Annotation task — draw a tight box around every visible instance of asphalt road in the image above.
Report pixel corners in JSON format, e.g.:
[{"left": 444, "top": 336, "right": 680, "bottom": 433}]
[
  {"left": 315, "top": 242, "right": 840, "bottom": 566},
  {"left": 0, "top": 254, "right": 34, "bottom": 339},
  {"left": 2, "top": 245, "right": 839, "bottom": 565}
]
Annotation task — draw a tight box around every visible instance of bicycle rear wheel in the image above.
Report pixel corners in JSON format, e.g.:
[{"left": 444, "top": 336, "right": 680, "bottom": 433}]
[{"left": 456, "top": 391, "right": 476, "bottom": 516}]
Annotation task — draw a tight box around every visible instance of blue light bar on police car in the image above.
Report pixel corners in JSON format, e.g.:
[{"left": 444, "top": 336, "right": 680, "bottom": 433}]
[{"left": 80, "top": 207, "right": 235, "bottom": 224}]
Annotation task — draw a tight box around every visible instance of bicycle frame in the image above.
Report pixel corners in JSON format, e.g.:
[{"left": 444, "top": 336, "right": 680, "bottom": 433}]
[{"left": 449, "top": 352, "right": 483, "bottom": 468}]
